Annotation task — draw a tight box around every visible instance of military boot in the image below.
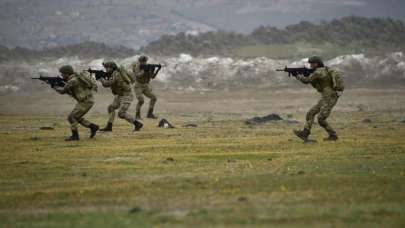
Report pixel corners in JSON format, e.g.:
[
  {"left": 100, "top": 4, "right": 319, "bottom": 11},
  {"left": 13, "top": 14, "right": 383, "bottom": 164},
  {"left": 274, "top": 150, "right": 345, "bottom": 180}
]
[
  {"left": 135, "top": 111, "right": 142, "bottom": 120},
  {"left": 100, "top": 122, "right": 113, "bottom": 132},
  {"left": 89, "top": 124, "right": 99, "bottom": 138},
  {"left": 293, "top": 128, "right": 310, "bottom": 141},
  {"left": 147, "top": 108, "right": 157, "bottom": 119},
  {"left": 324, "top": 134, "right": 338, "bottom": 141},
  {"left": 65, "top": 130, "right": 80, "bottom": 141},
  {"left": 133, "top": 120, "right": 143, "bottom": 131}
]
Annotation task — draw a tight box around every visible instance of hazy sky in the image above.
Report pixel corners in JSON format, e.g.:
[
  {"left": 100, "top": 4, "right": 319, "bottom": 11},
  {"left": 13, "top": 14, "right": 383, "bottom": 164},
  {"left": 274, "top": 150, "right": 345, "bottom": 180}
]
[{"left": 0, "top": 0, "right": 404, "bottom": 48}]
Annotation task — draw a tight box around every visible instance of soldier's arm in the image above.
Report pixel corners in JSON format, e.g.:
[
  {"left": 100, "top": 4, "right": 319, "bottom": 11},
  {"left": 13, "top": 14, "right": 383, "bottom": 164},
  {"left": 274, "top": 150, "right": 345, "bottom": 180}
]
[
  {"left": 54, "top": 79, "right": 77, "bottom": 94},
  {"left": 100, "top": 78, "right": 112, "bottom": 87},
  {"left": 132, "top": 64, "right": 145, "bottom": 78},
  {"left": 100, "top": 72, "right": 118, "bottom": 87},
  {"left": 297, "top": 71, "right": 321, "bottom": 84}
]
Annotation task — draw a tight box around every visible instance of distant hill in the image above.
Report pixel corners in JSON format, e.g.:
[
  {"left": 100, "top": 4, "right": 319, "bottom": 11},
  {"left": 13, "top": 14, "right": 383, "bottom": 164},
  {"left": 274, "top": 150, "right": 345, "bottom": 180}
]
[
  {"left": 141, "top": 17, "right": 405, "bottom": 58},
  {"left": 0, "top": 42, "right": 135, "bottom": 63}
]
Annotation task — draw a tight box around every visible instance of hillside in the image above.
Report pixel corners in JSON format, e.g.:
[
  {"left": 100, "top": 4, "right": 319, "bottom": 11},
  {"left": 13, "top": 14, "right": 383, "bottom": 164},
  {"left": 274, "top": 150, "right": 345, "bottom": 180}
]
[
  {"left": 0, "top": 42, "right": 135, "bottom": 63},
  {"left": 141, "top": 17, "right": 405, "bottom": 58}
]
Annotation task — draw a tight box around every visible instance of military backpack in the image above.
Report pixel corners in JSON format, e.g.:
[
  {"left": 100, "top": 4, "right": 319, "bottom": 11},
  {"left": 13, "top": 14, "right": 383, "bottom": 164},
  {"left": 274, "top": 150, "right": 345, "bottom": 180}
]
[
  {"left": 327, "top": 68, "right": 345, "bottom": 92},
  {"left": 77, "top": 71, "right": 98, "bottom": 92}
]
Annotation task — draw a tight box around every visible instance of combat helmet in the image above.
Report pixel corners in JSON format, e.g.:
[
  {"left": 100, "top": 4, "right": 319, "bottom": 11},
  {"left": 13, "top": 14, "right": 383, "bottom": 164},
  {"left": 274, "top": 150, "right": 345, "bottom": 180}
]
[
  {"left": 102, "top": 61, "right": 118, "bottom": 70},
  {"left": 138, "top": 55, "right": 148, "bottom": 62},
  {"left": 59, "top": 65, "right": 74, "bottom": 75},
  {"left": 308, "top": 56, "right": 323, "bottom": 65}
]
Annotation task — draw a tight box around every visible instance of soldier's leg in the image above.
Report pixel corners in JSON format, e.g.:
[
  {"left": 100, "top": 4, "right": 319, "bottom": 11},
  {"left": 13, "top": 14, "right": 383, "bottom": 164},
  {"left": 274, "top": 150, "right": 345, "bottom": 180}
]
[
  {"left": 134, "top": 85, "right": 145, "bottom": 119},
  {"left": 294, "top": 99, "right": 322, "bottom": 141},
  {"left": 144, "top": 85, "right": 157, "bottom": 118},
  {"left": 77, "top": 100, "right": 94, "bottom": 127},
  {"left": 77, "top": 100, "right": 99, "bottom": 138},
  {"left": 304, "top": 100, "right": 323, "bottom": 132},
  {"left": 66, "top": 102, "right": 84, "bottom": 141},
  {"left": 118, "top": 95, "right": 143, "bottom": 131},
  {"left": 101, "top": 96, "right": 120, "bottom": 131},
  {"left": 118, "top": 95, "right": 135, "bottom": 123},
  {"left": 318, "top": 95, "right": 339, "bottom": 140},
  {"left": 108, "top": 96, "right": 120, "bottom": 123}
]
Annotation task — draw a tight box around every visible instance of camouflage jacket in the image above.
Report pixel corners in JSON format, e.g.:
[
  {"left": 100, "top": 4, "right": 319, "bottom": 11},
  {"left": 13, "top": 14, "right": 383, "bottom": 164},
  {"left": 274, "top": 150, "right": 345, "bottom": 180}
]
[
  {"left": 55, "top": 73, "right": 93, "bottom": 102},
  {"left": 132, "top": 63, "right": 153, "bottom": 84},
  {"left": 101, "top": 70, "right": 132, "bottom": 96},
  {"left": 298, "top": 67, "right": 335, "bottom": 96}
]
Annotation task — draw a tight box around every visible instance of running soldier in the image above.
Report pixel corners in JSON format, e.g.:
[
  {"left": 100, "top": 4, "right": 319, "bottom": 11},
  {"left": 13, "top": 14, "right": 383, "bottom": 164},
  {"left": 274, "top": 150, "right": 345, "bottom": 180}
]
[
  {"left": 99, "top": 61, "right": 143, "bottom": 132},
  {"left": 294, "top": 56, "right": 344, "bottom": 142},
  {"left": 54, "top": 65, "right": 99, "bottom": 141},
  {"left": 131, "top": 56, "right": 161, "bottom": 119}
]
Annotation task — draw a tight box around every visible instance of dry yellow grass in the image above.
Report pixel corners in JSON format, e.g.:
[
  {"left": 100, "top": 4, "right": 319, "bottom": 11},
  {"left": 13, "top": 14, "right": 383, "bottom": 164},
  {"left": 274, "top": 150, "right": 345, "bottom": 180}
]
[{"left": 1, "top": 88, "right": 405, "bottom": 227}]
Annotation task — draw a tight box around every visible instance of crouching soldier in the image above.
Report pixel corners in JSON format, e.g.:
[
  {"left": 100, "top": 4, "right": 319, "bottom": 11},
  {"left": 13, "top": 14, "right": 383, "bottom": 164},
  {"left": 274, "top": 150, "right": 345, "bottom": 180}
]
[
  {"left": 99, "top": 61, "right": 143, "bottom": 132},
  {"left": 294, "top": 56, "right": 344, "bottom": 142},
  {"left": 54, "top": 65, "right": 99, "bottom": 141},
  {"left": 132, "top": 55, "right": 161, "bottom": 119}
]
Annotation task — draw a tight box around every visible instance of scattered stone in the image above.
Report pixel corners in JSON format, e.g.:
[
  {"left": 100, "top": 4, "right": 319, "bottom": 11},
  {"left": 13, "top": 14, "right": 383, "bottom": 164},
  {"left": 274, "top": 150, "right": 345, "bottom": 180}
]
[
  {"left": 183, "top": 123, "right": 198, "bottom": 128},
  {"left": 158, "top": 118, "right": 175, "bottom": 128},
  {"left": 163, "top": 157, "right": 175, "bottom": 163},
  {"left": 246, "top": 113, "right": 283, "bottom": 125},
  {"left": 40, "top": 126, "right": 55, "bottom": 130},
  {"left": 297, "top": 170, "right": 305, "bottom": 175},
  {"left": 30, "top": 137, "right": 40, "bottom": 141},
  {"left": 238, "top": 196, "right": 248, "bottom": 202},
  {"left": 81, "top": 172, "right": 87, "bottom": 177},
  {"left": 362, "top": 119, "right": 372, "bottom": 123},
  {"left": 267, "top": 158, "right": 273, "bottom": 161},
  {"left": 401, "top": 119, "right": 405, "bottom": 123},
  {"left": 227, "top": 159, "right": 236, "bottom": 163},
  {"left": 129, "top": 207, "right": 142, "bottom": 214}
]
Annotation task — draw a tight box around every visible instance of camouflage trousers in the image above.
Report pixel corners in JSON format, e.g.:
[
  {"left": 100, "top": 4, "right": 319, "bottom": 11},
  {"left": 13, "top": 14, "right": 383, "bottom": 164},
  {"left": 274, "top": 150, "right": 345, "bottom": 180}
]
[
  {"left": 304, "top": 93, "right": 339, "bottom": 136},
  {"left": 68, "top": 98, "right": 95, "bottom": 131},
  {"left": 107, "top": 94, "right": 134, "bottom": 124},
  {"left": 134, "top": 83, "right": 157, "bottom": 113}
]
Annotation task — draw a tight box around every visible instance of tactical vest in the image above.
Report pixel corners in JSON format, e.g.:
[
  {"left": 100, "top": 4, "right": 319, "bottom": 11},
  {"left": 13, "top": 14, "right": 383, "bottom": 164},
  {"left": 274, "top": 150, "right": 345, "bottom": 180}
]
[
  {"left": 133, "top": 63, "right": 152, "bottom": 84},
  {"left": 66, "top": 74, "right": 93, "bottom": 102},
  {"left": 110, "top": 70, "right": 132, "bottom": 96},
  {"left": 310, "top": 68, "right": 334, "bottom": 93}
]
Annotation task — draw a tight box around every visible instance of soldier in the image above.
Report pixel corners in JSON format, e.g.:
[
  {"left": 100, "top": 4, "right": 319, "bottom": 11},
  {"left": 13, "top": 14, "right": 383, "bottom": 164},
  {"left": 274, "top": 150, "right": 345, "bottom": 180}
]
[
  {"left": 294, "top": 56, "right": 343, "bottom": 141},
  {"left": 54, "top": 65, "right": 99, "bottom": 141},
  {"left": 132, "top": 55, "right": 160, "bottom": 119},
  {"left": 99, "top": 61, "right": 143, "bottom": 132}
]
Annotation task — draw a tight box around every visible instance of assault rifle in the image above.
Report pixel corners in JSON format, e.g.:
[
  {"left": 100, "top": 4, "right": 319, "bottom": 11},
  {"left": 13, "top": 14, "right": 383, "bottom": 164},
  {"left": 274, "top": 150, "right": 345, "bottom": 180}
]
[
  {"left": 140, "top": 64, "right": 162, "bottom": 78},
  {"left": 276, "top": 67, "right": 314, "bottom": 77},
  {"left": 32, "top": 75, "right": 66, "bottom": 87},
  {"left": 87, "top": 68, "right": 111, "bottom": 80}
]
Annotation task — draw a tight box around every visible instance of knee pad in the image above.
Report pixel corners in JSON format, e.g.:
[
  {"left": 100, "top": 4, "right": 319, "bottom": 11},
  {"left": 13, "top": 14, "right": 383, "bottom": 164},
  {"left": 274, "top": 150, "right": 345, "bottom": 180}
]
[
  {"left": 317, "top": 117, "right": 327, "bottom": 127},
  {"left": 138, "top": 98, "right": 145, "bottom": 105},
  {"left": 67, "top": 115, "right": 75, "bottom": 124},
  {"left": 108, "top": 105, "right": 115, "bottom": 113},
  {"left": 118, "top": 111, "right": 126, "bottom": 119}
]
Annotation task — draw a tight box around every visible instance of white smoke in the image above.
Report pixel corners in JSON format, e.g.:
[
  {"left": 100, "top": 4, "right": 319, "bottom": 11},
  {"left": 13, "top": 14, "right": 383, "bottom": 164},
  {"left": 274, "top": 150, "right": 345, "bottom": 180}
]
[{"left": 1, "top": 52, "right": 405, "bottom": 94}]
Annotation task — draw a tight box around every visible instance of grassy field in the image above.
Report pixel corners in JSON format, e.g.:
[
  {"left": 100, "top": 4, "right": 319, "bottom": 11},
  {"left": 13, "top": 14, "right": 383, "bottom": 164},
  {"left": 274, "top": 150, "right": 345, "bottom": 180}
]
[{"left": 1, "top": 89, "right": 405, "bottom": 227}]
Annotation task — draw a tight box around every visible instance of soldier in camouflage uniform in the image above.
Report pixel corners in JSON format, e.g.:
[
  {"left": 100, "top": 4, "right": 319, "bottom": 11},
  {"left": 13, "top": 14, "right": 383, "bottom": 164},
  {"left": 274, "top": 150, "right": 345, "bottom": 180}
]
[
  {"left": 54, "top": 65, "right": 99, "bottom": 141},
  {"left": 99, "top": 61, "right": 143, "bottom": 132},
  {"left": 132, "top": 56, "right": 158, "bottom": 119},
  {"left": 294, "top": 56, "right": 341, "bottom": 141}
]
